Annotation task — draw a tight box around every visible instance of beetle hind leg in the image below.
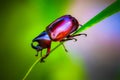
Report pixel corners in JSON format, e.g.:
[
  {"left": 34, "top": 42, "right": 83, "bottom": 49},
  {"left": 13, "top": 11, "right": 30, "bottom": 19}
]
[
  {"left": 71, "top": 33, "right": 87, "bottom": 37},
  {"left": 67, "top": 33, "right": 87, "bottom": 41},
  {"left": 61, "top": 33, "right": 87, "bottom": 42},
  {"left": 60, "top": 33, "right": 87, "bottom": 52},
  {"left": 60, "top": 42, "right": 68, "bottom": 52},
  {"left": 60, "top": 37, "right": 78, "bottom": 52}
]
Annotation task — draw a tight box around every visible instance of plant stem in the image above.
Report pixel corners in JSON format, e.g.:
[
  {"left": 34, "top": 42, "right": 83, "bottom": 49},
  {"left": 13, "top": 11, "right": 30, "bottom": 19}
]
[
  {"left": 22, "top": 58, "right": 39, "bottom": 80},
  {"left": 22, "top": 42, "right": 63, "bottom": 80},
  {"left": 22, "top": 1, "right": 120, "bottom": 80}
]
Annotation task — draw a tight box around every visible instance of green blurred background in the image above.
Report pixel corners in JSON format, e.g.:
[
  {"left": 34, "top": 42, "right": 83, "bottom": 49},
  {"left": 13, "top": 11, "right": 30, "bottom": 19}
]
[
  {"left": 1, "top": 0, "right": 120, "bottom": 80},
  {"left": 0, "top": 0, "right": 86, "bottom": 80}
]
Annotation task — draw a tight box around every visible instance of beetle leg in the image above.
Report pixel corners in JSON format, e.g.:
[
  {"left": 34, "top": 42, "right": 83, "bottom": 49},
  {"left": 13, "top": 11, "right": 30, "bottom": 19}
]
[
  {"left": 60, "top": 33, "right": 87, "bottom": 53},
  {"left": 35, "top": 50, "right": 42, "bottom": 57},
  {"left": 61, "top": 33, "right": 87, "bottom": 42},
  {"left": 40, "top": 47, "right": 51, "bottom": 62},
  {"left": 40, "top": 50, "right": 42, "bottom": 57},
  {"left": 61, "top": 37, "right": 77, "bottom": 42},
  {"left": 67, "top": 33, "right": 87, "bottom": 41},
  {"left": 35, "top": 51, "right": 39, "bottom": 57},
  {"left": 71, "top": 33, "right": 87, "bottom": 37},
  {"left": 60, "top": 42, "right": 68, "bottom": 52},
  {"left": 69, "top": 37, "right": 77, "bottom": 42}
]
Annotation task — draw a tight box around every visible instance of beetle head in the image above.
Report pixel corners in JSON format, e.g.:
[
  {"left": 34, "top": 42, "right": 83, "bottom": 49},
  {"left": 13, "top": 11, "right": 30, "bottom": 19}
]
[{"left": 31, "top": 42, "right": 42, "bottom": 52}]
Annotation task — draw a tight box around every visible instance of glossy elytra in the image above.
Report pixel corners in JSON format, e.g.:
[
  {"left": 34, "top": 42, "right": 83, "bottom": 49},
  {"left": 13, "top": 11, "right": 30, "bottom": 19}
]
[{"left": 31, "top": 15, "right": 87, "bottom": 62}]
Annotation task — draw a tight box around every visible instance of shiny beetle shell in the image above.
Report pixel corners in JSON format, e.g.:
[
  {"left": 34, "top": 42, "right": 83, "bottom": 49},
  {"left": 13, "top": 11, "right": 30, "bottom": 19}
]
[{"left": 46, "top": 15, "right": 79, "bottom": 41}]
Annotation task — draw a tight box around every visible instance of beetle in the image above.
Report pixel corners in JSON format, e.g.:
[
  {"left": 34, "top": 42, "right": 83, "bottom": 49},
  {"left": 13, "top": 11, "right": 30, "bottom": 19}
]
[{"left": 31, "top": 15, "right": 87, "bottom": 62}]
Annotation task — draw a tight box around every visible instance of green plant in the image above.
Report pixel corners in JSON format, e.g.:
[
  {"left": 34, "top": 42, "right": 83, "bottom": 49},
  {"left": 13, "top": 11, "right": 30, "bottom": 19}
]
[{"left": 22, "top": 0, "right": 120, "bottom": 80}]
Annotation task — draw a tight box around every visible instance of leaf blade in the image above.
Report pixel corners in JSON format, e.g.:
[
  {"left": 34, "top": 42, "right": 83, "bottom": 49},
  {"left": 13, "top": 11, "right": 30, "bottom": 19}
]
[{"left": 74, "top": 1, "right": 120, "bottom": 34}]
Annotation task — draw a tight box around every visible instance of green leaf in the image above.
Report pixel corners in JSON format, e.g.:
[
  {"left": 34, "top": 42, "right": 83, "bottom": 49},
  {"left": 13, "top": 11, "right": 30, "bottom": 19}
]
[{"left": 74, "top": 0, "right": 120, "bottom": 34}]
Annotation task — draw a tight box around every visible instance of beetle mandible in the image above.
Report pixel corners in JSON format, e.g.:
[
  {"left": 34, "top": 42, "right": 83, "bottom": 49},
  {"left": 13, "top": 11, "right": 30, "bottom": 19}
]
[{"left": 31, "top": 15, "right": 87, "bottom": 62}]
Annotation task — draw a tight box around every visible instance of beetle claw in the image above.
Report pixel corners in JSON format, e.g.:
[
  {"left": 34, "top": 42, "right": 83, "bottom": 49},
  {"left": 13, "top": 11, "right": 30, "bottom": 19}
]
[
  {"left": 73, "top": 38, "right": 77, "bottom": 42},
  {"left": 83, "top": 33, "right": 87, "bottom": 37},
  {"left": 40, "top": 58, "right": 45, "bottom": 63},
  {"left": 79, "top": 33, "right": 87, "bottom": 37}
]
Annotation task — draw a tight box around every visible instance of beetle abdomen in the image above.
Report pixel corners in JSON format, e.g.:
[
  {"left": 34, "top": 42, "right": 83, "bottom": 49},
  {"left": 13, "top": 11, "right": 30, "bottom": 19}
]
[{"left": 47, "top": 15, "right": 79, "bottom": 41}]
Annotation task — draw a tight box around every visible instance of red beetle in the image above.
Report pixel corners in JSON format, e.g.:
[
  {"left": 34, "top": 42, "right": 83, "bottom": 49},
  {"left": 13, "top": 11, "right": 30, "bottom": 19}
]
[{"left": 31, "top": 15, "right": 87, "bottom": 62}]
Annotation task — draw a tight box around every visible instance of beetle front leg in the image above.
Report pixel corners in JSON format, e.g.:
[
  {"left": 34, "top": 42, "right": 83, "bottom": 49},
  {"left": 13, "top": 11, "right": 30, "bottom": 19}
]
[
  {"left": 40, "top": 47, "right": 51, "bottom": 62},
  {"left": 35, "top": 51, "right": 39, "bottom": 57}
]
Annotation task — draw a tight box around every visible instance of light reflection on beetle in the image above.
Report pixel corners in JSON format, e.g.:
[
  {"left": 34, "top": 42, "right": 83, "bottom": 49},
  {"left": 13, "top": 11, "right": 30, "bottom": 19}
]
[{"left": 31, "top": 15, "right": 87, "bottom": 62}]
